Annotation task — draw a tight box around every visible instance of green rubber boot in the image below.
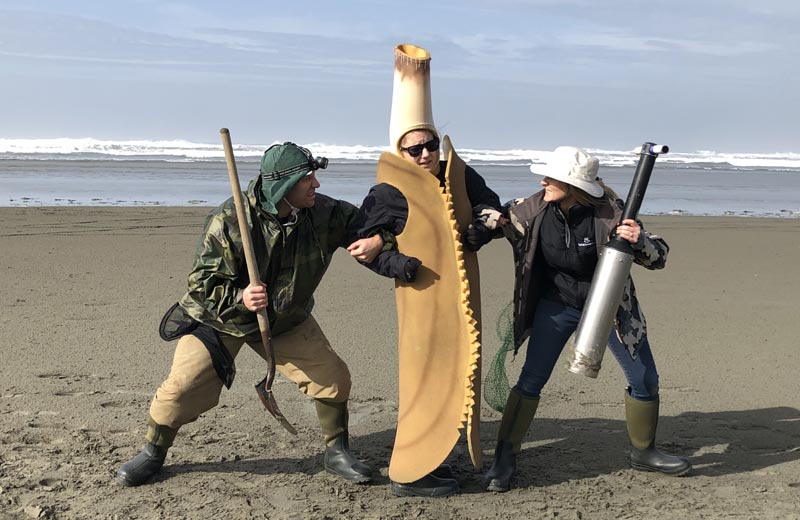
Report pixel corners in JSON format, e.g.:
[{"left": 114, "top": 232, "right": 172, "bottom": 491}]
[
  {"left": 316, "top": 399, "right": 372, "bottom": 483},
  {"left": 485, "top": 388, "right": 539, "bottom": 492},
  {"left": 116, "top": 416, "right": 178, "bottom": 487},
  {"left": 625, "top": 392, "right": 691, "bottom": 476}
]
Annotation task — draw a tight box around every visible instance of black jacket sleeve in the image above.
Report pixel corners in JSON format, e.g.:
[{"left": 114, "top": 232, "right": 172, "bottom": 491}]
[
  {"left": 350, "top": 183, "right": 409, "bottom": 238},
  {"left": 464, "top": 165, "right": 502, "bottom": 216},
  {"left": 351, "top": 183, "right": 418, "bottom": 281},
  {"left": 368, "top": 249, "right": 420, "bottom": 281}
]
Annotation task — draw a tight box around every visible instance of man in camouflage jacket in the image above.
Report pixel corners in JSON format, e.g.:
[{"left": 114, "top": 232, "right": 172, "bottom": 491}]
[{"left": 116, "top": 142, "right": 384, "bottom": 487}]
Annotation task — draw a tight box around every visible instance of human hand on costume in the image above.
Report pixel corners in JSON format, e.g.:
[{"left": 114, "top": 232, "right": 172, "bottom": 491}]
[
  {"left": 243, "top": 283, "right": 268, "bottom": 312},
  {"left": 347, "top": 234, "right": 383, "bottom": 263},
  {"left": 496, "top": 216, "right": 516, "bottom": 235},
  {"left": 615, "top": 219, "right": 642, "bottom": 244},
  {"left": 478, "top": 208, "right": 509, "bottom": 230},
  {"left": 462, "top": 221, "right": 492, "bottom": 252}
]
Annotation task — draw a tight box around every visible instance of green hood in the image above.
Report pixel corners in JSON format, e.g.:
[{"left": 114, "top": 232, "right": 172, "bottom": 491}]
[
  {"left": 258, "top": 170, "right": 308, "bottom": 214},
  {"left": 258, "top": 142, "right": 315, "bottom": 214}
]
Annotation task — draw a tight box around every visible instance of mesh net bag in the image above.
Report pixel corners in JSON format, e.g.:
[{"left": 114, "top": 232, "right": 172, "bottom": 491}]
[{"left": 484, "top": 301, "right": 516, "bottom": 412}]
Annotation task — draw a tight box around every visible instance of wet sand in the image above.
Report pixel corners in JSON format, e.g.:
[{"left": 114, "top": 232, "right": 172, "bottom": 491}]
[{"left": 1, "top": 207, "right": 798, "bottom": 519}]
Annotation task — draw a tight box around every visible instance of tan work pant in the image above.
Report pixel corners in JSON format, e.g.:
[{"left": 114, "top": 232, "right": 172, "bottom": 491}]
[{"left": 149, "top": 315, "right": 351, "bottom": 429}]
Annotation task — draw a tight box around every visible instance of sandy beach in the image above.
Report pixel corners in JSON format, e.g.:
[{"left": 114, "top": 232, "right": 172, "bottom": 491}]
[{"left": 1, "top": 207, "right": 798, "bottom": 519}]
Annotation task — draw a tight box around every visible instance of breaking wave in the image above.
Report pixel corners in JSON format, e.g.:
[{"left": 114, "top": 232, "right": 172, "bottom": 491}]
[{"left": 1, "top": 138, "right": 799, "bottom": 170}]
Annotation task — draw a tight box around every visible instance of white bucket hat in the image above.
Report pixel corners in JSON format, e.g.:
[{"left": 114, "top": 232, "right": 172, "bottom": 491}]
[{"left": 530, "top": 146, "right": 604, "bottom": 198}]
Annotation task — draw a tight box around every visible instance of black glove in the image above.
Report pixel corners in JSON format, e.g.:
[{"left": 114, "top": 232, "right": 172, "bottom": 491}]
[
  {"left": 403, "top": 257, "right": 422, "bottom": 282},
  {"left": 462, "top": 221, "right": 492, "bottom": 252}
]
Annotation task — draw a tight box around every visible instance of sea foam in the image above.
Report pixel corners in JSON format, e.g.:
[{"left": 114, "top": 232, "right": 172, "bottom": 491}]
[{"left": 2, "top": 137, "right": 800, "bottom": 170}]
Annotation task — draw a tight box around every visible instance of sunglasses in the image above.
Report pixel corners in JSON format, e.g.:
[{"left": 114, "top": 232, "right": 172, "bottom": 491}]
[{"left": 400, "top": 137, "right": 440, "bottom": 158}]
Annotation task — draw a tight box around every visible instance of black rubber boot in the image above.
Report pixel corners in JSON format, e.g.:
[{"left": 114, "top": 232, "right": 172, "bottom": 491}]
[
  {"left": 316, "top": 399, "right": 372, "bottom": 483},
  {"left": 116, "top": 443, "right": 169, "bottom": 487},
  {"left": 486, "top": 440, "right": 515, "bottom": 492},
  {"left": 625, "top": 392, "right": 691, "bottom": 476},
  {"left": 390, "top": 472, "right": 460, "bottom": 497},
  {"left": 485, "top": 388, "right": 539, "bottom": 492},
  {"left": 116, "top": 417, "right": 178, "bottom": 487},
  {"left": 324, "top": 436, "right": 373, "bottom": 483},
  {"left": 431, "top": 463, "right": 454, "bottom": 479}
]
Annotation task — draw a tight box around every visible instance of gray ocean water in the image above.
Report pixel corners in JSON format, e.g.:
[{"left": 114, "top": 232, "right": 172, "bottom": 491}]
[{"left": 2, "top": 159, "right": 799, "bottom": 217}]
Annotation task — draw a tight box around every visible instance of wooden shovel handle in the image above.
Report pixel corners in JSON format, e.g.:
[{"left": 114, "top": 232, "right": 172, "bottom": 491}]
[{"left": 219, "top": 128, "right": 275, "bottom": 386}]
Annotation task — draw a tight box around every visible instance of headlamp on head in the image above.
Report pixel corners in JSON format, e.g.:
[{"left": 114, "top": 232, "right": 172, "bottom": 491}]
[{"left": 260, "top": 142, "right": 328, "bottom": 181}]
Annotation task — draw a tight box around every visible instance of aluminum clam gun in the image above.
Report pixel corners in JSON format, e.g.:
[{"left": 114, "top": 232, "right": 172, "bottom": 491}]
[{"left": 566, "top": 142, "right": 669, "bottom": 378}]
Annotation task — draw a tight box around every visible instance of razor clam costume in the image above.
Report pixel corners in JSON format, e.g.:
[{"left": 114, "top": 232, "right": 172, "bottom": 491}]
[
  {"left": 355, "top": 44, "right": 501, "bottom": 485},
  {"left": 355, "top": 163, "right": 501, "bottom": 282}
]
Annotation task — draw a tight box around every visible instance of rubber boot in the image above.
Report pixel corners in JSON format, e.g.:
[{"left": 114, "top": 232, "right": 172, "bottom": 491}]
[
  {"left": 316, "top": 399, "right": 372, "bottom": 483},
  {"left": 485, "top": 388, "right": 539, "bottom": 492},
  {"left": 116, "top": 416, "right": 178, "bottom": 487},
  {"left": 390, "top": 472, "right": 460, "bottom": 497},
  {"left": 625, "top": 392, "right": 691, "bottom": 476},
  {"left": 389, "top": 462, "right": 460, "bottom": 497}
]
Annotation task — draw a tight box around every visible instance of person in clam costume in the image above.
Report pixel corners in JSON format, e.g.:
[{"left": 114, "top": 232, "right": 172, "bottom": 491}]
[{"left": 353, "top": 44, "right": 505, "bottom": 497}]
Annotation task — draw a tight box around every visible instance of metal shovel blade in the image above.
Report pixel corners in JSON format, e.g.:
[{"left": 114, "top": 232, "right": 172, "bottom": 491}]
[{"left": 255, "top": 377, "right": 297, "bottom": 435}]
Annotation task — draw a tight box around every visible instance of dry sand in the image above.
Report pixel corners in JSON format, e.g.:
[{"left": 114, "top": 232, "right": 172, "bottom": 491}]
[{"left": 1, "top": 207, "right": 799, "bottom": 519}]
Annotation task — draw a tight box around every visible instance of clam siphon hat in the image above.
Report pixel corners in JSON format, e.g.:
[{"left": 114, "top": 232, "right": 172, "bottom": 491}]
[
  {"left": 530, "top": 146, "right": 604, "bottom": 198},
  {"left": 258, "top": 142, "right": 327, "bottom": 214},
  {"left": 389, "top": 44, "right": 438, "bottom": 155}
]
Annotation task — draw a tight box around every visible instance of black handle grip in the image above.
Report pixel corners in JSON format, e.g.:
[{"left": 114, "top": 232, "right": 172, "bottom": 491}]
[{"left": 607, "top": 142, "right": 668, "bottom": 252}]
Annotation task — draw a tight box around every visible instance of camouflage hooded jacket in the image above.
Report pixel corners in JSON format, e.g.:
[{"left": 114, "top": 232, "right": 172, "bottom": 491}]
[
  {"left": 177, "top": 176, "right": 358, "bottom": 338},
  {"left": 505, "top": 191, "right": 669, "bottom": 358}
]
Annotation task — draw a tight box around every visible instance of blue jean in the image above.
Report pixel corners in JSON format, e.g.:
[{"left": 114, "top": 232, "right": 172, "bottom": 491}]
[{"left": 516, "top": 299, "right": 660, "bottom": 401}]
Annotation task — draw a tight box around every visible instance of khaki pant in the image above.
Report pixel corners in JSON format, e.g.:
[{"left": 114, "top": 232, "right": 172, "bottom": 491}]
[{"left": 149, "top": 315, "right": 351, "bottom": 428}]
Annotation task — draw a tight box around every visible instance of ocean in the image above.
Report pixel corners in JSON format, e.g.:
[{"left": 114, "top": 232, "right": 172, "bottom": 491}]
[{"left": 1, "top": 138, "right": 799, "bottom": 217}]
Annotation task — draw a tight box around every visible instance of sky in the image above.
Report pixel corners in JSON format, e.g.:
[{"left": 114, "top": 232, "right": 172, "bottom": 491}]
[{"left": 1, "top": 0, "right": 798, "bottom": 152}]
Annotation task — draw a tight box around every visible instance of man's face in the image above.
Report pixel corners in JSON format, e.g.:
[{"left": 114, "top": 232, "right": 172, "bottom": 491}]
[
  {"left": 284, "top": 171, "right": 320, "bottom": 209},
  {"left": 399, "top": 130, "right": 439, "bottom": 173}
]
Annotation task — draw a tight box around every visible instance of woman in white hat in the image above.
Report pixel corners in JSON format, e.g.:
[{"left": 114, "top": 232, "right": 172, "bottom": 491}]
[{"left": 484, "top": 146, "right": 691, "bottom": 492}]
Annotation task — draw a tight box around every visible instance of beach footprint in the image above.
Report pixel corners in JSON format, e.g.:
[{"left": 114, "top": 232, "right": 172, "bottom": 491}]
[{"left": 347, "top": 398, "right": 397, "bottom": 426}]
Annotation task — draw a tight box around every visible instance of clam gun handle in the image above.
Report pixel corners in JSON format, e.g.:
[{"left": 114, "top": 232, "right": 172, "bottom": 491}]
[
  {"left": 619, "top": 142, "right": 669, "bottom": 225},
  {"left": 566, "top": 142, "right": 668, "bottom": 378}
]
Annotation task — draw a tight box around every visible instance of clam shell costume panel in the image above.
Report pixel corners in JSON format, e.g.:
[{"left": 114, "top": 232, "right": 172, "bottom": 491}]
[{"left": 378, "top": 44, "right": 483, "bottom": 484}]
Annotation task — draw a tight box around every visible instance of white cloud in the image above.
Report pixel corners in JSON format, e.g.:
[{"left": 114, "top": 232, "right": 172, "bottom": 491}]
[
  {"left": 562, "top": 32, "right": 778, "bottom": 57},
  {"left": 450, "top": 34, "right": 543, "bottom": 61}
]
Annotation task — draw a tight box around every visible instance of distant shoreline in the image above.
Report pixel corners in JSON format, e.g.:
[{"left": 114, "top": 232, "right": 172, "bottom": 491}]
[
  {"left": 2, "top": 203, "right": 799, "bottom": 219},
  {"left": 2, "top": 158, "right": 799, "bottom": 217}
]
